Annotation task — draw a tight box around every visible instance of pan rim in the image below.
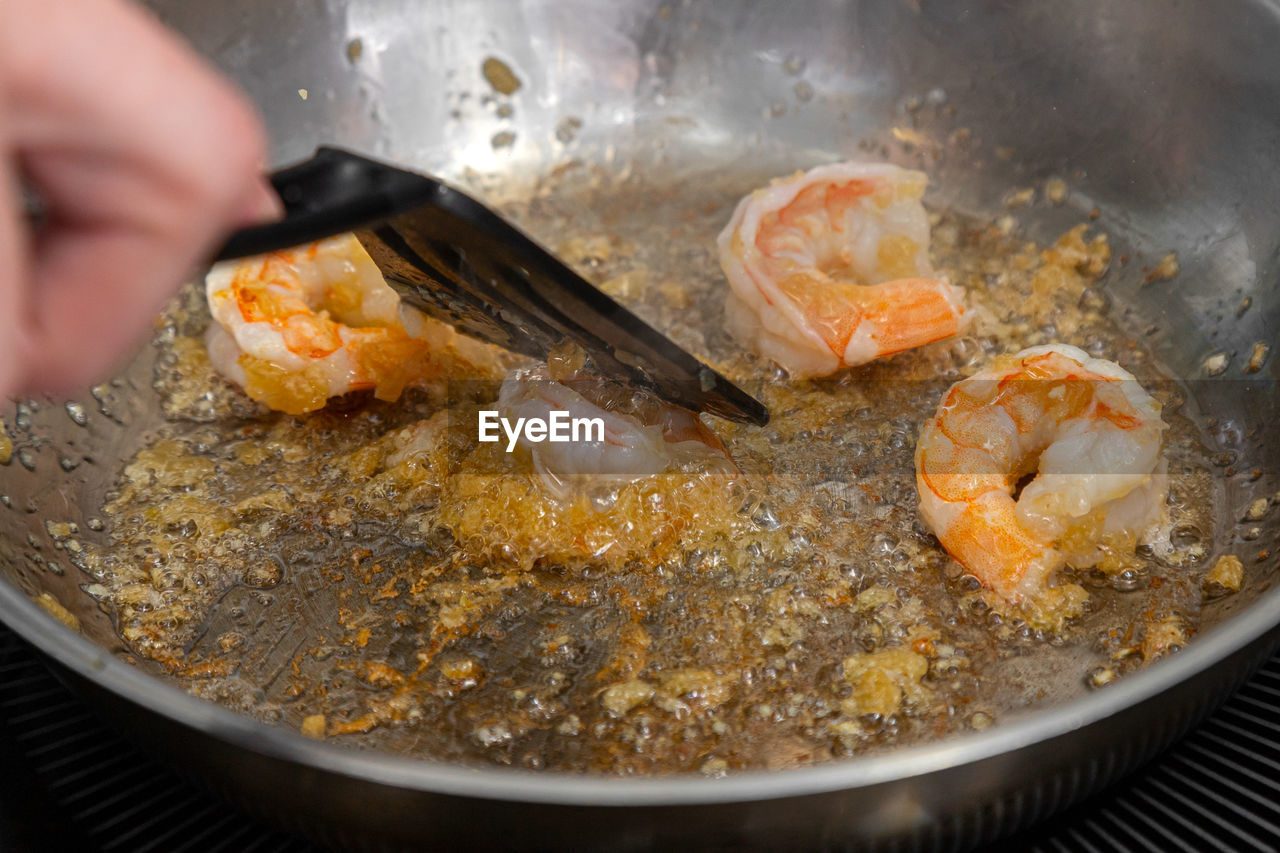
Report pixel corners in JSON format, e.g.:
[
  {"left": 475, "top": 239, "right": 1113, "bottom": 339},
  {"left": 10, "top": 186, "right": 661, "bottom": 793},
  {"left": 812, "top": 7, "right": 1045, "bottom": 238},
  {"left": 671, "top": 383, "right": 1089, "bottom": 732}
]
[{"left": 2, "top": 574, "right": 1277, "bottom": 807}]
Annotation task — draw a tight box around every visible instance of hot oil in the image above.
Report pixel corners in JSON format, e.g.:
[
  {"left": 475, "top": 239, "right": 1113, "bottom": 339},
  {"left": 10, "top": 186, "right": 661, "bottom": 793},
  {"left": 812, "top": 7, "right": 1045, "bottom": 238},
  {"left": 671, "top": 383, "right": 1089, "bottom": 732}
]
[{"left": 73, "top": 164, "right": 1221, "bottom": 774}]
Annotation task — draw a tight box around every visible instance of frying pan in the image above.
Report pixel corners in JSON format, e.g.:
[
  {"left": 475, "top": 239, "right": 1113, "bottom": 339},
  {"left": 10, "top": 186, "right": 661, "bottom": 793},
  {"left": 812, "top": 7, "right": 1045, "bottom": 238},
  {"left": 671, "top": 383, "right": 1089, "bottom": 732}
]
[{"left": 2, "top": 0, "right": 1279, "bottom": 849}]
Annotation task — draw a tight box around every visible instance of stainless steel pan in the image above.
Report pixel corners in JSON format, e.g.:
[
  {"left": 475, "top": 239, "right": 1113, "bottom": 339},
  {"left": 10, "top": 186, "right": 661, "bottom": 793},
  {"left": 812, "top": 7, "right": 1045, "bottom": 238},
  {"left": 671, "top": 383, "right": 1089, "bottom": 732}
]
[{"left": 2, "top": 0, "right": 1278, "bottom": 848}]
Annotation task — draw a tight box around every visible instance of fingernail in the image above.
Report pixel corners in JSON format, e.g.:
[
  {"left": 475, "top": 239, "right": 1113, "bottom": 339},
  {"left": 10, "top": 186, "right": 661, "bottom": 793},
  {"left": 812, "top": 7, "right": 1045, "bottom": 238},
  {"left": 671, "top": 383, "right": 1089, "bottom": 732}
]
[{"left": 237, "top": 178, "right": 283, "bottom": 225}]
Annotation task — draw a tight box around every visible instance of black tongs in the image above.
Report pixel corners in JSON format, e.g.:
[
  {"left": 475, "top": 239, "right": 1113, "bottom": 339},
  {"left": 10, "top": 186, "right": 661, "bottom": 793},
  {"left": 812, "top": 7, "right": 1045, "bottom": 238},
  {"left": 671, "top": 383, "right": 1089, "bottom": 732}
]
[{"left": 216, "top": 147, "right": 767, "bottom": 426}]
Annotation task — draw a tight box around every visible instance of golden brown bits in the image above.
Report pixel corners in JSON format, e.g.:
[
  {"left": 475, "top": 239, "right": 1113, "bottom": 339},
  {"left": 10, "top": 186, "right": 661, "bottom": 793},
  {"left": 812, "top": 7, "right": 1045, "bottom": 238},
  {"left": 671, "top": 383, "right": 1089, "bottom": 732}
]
[
  {"left": 34, "top": 593, "right": 80, "bottom": 632},
  {"left": 890, "top": 126, "right": 934, "bottom": 151},
  {"left": 338, "top": 444, "right": 383, "bottom": 480},
  {"left": 359, "top": 661, "right": 405, "bottom": 689},
  {"left": 126, "top": 439, "right": 216, "bottom": 489},
  {"left": 1244, "top": 498, "right": 1271, "bottom": 521},
  {"left": 1023, "top": 584, "right": 1088, "bottom": 632},
  {"left": 1044, "top": 178, "right": 1068, "bottom": 205},
  {"left": 300, "top": 714, "right": 327, "bottom": 739},
  {"left": 173, "top": 658, "right": 236, "bottom": 679},
  {"left": 1003, "top": 187, "right": 1035, "bottom": 208},
  {"left": 841, "top": 647, "right": 929, "bottom": 717},
  {"left": 595, "top": 619, "right": 651, "bottom": 682},
  {"left": 242, "top": 561, "right": 284, "bottom": 589},
  {"left": 854, "top": 586, "right": 897, "bottom": 610},
  {"left": 328, "top": 713, "right": 379, "bottom": 736},
  {"left": 1143, "top": 252, "right": 1180, "bottom": 284},
  {"left": 557, "top": 233, "right": 615, "bottom": 266},
  {"left": 598, "top": 268, "right": 649, "bottom": 301},
  {"left": 656, "top": 279, "right": 691, "bottom": 308},
  {"left": 1088, "top": 666, "right": 1117, "bottom": 688},
  {"left": 1044, "top": 224, "right": 1111, "bottom": 277},
  {"left": 601, "top": 679, "right": 654, "bottom": 716},
  {"left": 1141, "top": 615, "right": 1186, "bottom": 662},
  {"left": 217, "top": 632, "right": 245, "bottom": 652},
  {"left": 233, "top": 441, "right": 272, "bottom": 466},
  {"left": 1246, "top": 341, "right": 1271, "bottom": 374},
  {"left": 233, "top": 489, "right": 293, "bottom": 516},
  {"left": 1204, "top": 555, "right": 1243, "bottom": 594},
  {"left": 660, "top": 669, "right": 735, "bottom": 708},
  {"left": 1202, "top": 352, "right": 1231, "bottom": 376},
  {"left": 482, "top": 57, "right": 521, "bottom": 95},
  {"left": 910, "top": 635, "right": 937, "bottom": 658},
  {"left": 439, "top": 657, "right": 483, "bottom": 686}
]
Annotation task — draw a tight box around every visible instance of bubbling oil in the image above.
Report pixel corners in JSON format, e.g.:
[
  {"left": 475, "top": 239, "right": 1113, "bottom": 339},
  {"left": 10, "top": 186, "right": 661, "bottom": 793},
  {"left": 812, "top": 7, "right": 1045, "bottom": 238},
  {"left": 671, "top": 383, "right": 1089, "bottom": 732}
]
[{"left": 71, "top": 164, "right": 1221, "bottom": 774}]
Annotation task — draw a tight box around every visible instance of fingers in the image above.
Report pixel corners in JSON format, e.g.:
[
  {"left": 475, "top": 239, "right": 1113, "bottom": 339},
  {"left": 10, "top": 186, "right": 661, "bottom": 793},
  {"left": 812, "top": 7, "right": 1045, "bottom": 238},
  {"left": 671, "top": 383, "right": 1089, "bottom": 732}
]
[
  {"left": 1, "top": 0, "right": 272, "bottom": 395},
  {"left": 0, "top": 162, "right": 26, "bottom": 401},
  {"left": 238, "top": 177, "right": 287, "bottom": 226}
]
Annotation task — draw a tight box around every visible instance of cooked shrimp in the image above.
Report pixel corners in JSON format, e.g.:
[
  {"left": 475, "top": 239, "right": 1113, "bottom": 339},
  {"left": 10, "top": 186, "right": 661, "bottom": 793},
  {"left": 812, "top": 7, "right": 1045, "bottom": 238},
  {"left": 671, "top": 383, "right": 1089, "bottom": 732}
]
[
  {"left": 717, "top": 162, "right": 969, "bottom": 378},
  {"left": 439, "top": 361, "right": 742, "bottom": 567},
  {"left": 915, "top": 344, "right": 1168, "bottom": 604},
  {"left": 206, "top": 234, "right": 494, "bottom": 414},
  {"left": 496, "top": 363, "right": 735, "bottom": 491}
]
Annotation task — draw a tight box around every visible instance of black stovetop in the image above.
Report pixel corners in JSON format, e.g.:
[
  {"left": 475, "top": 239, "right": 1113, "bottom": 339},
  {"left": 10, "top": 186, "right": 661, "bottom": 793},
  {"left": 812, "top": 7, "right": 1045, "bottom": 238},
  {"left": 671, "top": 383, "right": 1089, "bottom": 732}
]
[{"left": 1, "top": 623, "right": 1277, "bottom": 853}]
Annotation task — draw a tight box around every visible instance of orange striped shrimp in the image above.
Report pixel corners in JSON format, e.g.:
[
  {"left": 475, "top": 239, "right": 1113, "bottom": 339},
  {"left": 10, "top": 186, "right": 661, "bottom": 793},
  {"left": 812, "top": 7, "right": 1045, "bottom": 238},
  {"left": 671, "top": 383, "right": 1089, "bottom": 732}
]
[
  {"left": 915, "top": 344, "right": 1168, "bottom": 604},
  {"left": 206, "top": 235, "right": 488, "bottom": 414},
  {"left": 717, "top": 162, "right": 969, "bottom": 378}
]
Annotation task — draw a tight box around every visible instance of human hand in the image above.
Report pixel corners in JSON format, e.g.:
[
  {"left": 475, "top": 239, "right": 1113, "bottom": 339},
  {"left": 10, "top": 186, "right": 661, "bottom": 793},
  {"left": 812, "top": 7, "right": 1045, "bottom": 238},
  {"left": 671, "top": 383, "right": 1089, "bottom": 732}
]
[{"left": 0, "top": 0, "right": 278, "bottom": 398}]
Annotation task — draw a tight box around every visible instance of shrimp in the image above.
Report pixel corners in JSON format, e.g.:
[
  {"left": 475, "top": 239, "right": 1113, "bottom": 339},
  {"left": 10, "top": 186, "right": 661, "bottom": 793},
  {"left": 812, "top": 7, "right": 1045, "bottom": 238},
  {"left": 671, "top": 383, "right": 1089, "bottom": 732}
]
[
  {"left": 439, "top": 361, "right": 741, "bottom": 568},
  {"left": 915, "top": 344, "right": 1168, "bottom": 605},
  {"left": 206, "top": 234, "right": 495, "bottom": 414},
  {"left": 717, "top": 162, "right": 969, "bottom": 378},
  {"left": 496, "top": 363, "right": 735, "bottom": 491}
]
